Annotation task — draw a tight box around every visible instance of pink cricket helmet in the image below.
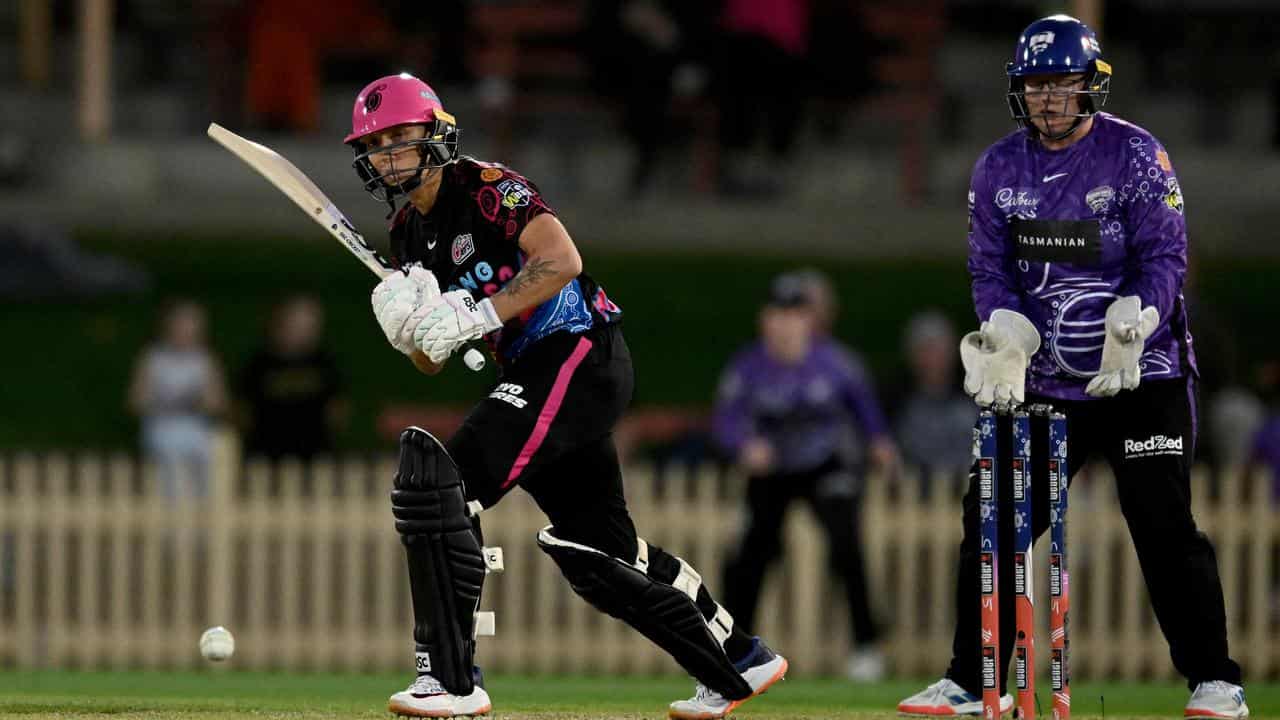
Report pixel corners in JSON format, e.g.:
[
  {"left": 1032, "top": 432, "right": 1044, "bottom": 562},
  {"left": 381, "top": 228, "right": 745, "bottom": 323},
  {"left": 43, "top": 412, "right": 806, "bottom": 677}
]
[
  {"left": 345, "top": 72, "right": 461, "bottom": 211},
  {"left": 344, "top": 73, "right": 454, "bottom": 144}
]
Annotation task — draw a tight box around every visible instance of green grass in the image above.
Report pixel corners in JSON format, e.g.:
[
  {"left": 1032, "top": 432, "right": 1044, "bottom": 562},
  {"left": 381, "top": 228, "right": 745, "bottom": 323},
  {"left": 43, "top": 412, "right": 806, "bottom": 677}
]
[{"left": 0, "top": 671, "right": 1273, "bottom": 719}]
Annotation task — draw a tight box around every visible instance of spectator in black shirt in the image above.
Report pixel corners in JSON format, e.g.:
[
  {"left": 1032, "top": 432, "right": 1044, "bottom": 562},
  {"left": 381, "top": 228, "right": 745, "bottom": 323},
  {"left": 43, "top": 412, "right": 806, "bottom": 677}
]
[{"left": 238, "top": 295, "right": 347, "bottom": 461}]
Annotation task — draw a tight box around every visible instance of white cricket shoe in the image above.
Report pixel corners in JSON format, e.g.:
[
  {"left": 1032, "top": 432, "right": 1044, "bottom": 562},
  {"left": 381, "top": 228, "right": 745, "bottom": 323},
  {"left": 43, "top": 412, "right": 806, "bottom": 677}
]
[
  {"left": 897, "top": 678, "right": 1013, "bottom": 716},
  {"left": 388, "top": 673, "right": 492, "bottom": 718},
  {"left": 846, "top": 647, "right": 887, "bottom": 682},
  {"left": 668, "top": 637, "right": 788, "bottom": 720},
  {"left": 1185, "top": 681, "right": 1249, "bottom": 719}
]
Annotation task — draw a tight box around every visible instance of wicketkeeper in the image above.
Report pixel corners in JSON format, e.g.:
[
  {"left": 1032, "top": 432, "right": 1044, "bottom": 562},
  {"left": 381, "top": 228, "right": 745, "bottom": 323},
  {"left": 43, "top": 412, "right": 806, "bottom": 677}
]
[
  {"left": 897, "top": 16, "right": 1246, "bottom": 718},
  {"left": 345, "top": 73, "right": 788, "bottom": 719}
]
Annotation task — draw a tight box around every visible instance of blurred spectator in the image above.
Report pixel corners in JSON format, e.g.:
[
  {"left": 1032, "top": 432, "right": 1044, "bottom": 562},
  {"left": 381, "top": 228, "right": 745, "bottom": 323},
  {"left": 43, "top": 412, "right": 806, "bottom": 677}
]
[
  {"left": 1251, "top": 415, "right": 1280, "bottom": 501},
  {"left": 893, "top": 310, "right": 976, "bottom": 494},
  {"left": 1247, "top": 360, "right": 1280, "bottom": 501},
  {"left": 713, "top": 0, "right": 811, "bottom": 196},
  {"left": 586, "top": 1, "right": 713, "bottom": 191},
  {"left": 128, "top": 300, "right": 228, "bottom": 499},
  {"left": 1207, "top": 387, "right": 1265, "bottom": 469},
  {"left": 238, "top": 295, "right": 347, "bottom": 462},
  {"left": 714, "top": 271, "right": 896, "bottom": 682},
  {"left": 788, "top": 266, "right": 837, "bottom": 332}
]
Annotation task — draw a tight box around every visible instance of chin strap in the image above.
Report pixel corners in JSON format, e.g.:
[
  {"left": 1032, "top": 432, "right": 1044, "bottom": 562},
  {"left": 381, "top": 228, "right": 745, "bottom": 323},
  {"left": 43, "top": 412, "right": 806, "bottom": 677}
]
[{"left": 1039, "top": 115, "right": 1087, "bottom": 142}]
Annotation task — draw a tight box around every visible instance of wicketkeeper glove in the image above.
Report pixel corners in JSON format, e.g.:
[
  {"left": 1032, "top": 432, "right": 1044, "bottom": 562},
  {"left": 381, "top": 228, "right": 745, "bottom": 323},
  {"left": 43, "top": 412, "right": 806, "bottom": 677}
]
[
  {"left": 1085, "top": 295, "right": 1160, "bottom": 398},
  {"left": 960, "top": 308, "right": 1041, "bottom": 411}
]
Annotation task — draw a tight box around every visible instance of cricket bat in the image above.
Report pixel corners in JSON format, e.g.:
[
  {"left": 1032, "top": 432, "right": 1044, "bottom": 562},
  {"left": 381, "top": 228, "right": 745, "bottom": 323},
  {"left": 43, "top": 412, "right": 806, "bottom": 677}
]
[{"left": 207, "top": 123, "right": 485, "bottom": 371}]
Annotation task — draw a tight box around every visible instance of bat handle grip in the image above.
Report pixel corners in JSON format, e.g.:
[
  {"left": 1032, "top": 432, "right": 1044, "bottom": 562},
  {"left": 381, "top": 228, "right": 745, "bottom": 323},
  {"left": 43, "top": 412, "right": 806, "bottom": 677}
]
[{"left": 462, "top": 348, "right": 487, "bottom": 372}]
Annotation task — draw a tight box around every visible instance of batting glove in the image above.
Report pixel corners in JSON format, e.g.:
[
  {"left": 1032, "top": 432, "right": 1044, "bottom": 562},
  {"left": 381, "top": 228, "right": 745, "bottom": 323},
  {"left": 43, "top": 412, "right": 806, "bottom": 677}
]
[
  {"left": 371, "top": 265, "right": 439, "bottom": 356},
  {"left": 413, "top": 290, "right": 504, "bottom": 364}
]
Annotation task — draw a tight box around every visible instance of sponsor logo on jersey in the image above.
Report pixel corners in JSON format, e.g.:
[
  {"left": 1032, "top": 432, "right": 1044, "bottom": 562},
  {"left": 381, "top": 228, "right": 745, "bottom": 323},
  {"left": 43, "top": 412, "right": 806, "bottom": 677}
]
[
  {"left": 480, "top": 167, "right": 503, "bottom": 182},
  {"left": 1010, "top": 218, "right": 1102, "bottom": 263},
  {"left": 1123, "top": 434, "right": 1184, "bottom": 458},
  {"left": 452, "top": 233, "right": 475, "bottom": 265},
  {"left": 489, "top": 382, "right": 527, "bottom": 409},
  {"left": 497, "top": 179, "right": 533, "bottom": 210},
  {"left": 1164, "top": 178, "right": 1184, "bottom": 214},
  {"left": 1156, "top": 149, "right": 1173, "bottom": 172},
  {"left": 995, "top": 187, "right": 1040, "bottom": 218},
  {"left": 451, "top": 261, "right": 518, "bottom": 297},
  {"left": 1085, "top": 185, "right": 1114, "bottom": 214}
]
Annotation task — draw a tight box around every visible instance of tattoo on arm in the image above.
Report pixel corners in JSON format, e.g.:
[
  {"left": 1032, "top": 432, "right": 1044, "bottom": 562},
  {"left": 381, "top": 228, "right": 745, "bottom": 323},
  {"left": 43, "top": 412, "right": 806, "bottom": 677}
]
[{"left": 497, "top": 257, "right": 556, "bottom": 301}]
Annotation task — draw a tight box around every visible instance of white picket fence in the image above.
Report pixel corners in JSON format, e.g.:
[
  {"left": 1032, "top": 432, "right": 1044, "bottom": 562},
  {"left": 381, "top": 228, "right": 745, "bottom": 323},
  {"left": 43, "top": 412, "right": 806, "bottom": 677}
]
[{"left": 1, "top": 433, "right": 1277, "bottom": 680}]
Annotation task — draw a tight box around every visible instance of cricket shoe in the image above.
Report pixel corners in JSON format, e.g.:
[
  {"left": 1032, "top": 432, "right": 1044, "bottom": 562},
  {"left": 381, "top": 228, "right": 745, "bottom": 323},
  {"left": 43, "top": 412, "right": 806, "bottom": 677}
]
[
  {"left": 388, "top": 673, "right": 491, "bottom": 717},
  {"left": 668, "top": 637, "right": 788, "bottom": 720},
  {"left": 1185, "top": 681, "right": 1249, "bottom": 719},
  {"left": 897, "top": 678, "right": 1013, "bottom": 716}
]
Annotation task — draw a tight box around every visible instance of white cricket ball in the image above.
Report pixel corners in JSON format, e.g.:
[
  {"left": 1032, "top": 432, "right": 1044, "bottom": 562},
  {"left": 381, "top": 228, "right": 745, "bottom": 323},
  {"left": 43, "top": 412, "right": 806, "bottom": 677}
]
[{"left": 199, "top": 626, "right": 235, "bottom": 662}]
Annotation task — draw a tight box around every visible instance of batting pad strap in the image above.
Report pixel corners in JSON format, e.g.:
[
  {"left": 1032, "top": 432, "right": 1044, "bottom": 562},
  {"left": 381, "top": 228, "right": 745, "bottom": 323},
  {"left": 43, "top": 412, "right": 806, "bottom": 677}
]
[
  {"left": 483, "top": 547, "right": 504, "bottom": 573},
  {"left": 708, "top": 604, "right": 734, "bottom": 645},
  {"left": 474, "top": 611, "right": 495, "bottom": 638},
  {"left": 673, "top": 559, "right": 703, "bottom": 601},
  {"left": 635, "top": 538, "right": 650, "bottom": 573}
]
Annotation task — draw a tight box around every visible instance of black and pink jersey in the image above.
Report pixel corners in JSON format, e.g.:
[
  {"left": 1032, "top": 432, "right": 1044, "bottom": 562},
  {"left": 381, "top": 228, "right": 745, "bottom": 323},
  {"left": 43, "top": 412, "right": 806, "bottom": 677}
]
[{"left": 389, "top": 157, "right": 621, "bottom": 365}]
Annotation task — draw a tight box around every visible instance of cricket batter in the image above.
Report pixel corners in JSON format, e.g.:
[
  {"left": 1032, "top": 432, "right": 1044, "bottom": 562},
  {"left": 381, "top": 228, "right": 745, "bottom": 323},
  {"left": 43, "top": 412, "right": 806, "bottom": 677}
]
[
  {"left": 897, "top": 16, "right": 1247, "bottom": 718},
  {"left": 347, "top": 73, "right": 787, "bottom": 718}
]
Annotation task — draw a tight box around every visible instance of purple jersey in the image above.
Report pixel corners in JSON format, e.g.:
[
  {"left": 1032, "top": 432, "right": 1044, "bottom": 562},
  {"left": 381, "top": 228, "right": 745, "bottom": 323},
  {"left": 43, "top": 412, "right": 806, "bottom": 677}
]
[
  {"left": 967, "top": 113, "right": 1197, "bottom": 401},
  {"left": 713, "top": 338, "right": 890, "bottom": 473}
]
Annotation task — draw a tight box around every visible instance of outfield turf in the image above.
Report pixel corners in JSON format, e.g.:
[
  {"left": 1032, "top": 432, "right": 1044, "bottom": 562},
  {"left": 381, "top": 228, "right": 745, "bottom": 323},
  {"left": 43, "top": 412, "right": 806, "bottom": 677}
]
[{"left": 0, "top": 672, "right": 1273, "bottom": 719}]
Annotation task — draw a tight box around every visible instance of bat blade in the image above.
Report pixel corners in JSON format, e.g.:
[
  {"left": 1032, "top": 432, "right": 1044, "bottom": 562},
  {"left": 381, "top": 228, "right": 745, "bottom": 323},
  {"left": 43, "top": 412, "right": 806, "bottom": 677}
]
[
  {"left": 207, "top": 123, "right": 486, "bottom": 372},
  {"left": 207, "top": 123, "right": 394, "bottom": 277}
]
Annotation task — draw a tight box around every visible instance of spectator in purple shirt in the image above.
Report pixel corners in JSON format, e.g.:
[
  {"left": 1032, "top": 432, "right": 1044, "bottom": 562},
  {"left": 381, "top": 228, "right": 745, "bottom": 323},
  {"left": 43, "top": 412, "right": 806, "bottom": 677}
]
[
  {"left": 714, "top": 271, "right": 897, "bottom": 682},
  {"left": 1247, "top": 360, "right": 1280, "bottom": 501},
  {"left": 1251, "top": 418, "right": 1280, "bottom": 499},
  {"left": 894, "top": 310, "right": 977, "bottom": 494}
]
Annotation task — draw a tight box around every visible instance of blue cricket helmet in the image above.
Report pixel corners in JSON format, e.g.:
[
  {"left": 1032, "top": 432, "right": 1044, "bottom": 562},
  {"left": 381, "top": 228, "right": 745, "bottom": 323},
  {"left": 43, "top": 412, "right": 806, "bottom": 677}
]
[{"left": 1006, "top": 14, "right": 1112, "bottom": 139}]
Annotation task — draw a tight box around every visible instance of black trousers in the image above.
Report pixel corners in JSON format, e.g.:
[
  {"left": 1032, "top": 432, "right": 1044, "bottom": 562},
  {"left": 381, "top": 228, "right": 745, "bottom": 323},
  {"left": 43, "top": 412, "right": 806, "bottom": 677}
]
[
  {"left": 946, "top": 377, "right": 1242, "bottom": 693},
  {"left": 721, "top": 459, "right": 880, "bottom": 648},
  {"left": 444, "top": 323, "right": 755, "bottom": 666},
  {"left": 447, "top": 323, "right": 639, "bottom": 559}
]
